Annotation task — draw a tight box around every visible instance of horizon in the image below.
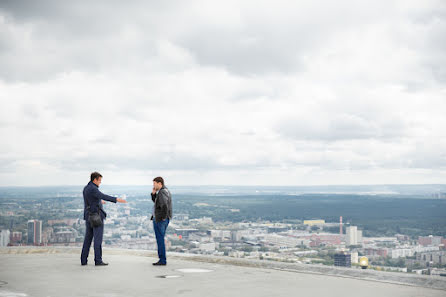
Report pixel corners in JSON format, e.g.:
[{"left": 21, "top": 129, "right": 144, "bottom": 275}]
[
  {"left": 1, "top": 182, "right": 446, "bottom": 188},
  {"left": 1, "top": 183, "right": 445, "bottom": 198}
]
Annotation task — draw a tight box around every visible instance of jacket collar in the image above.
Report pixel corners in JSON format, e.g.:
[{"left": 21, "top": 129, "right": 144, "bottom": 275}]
[
  {"left": 89, "top": 181, "right": 99, "bottom": 188},
  {"left": 156, "top": 186, "right": 166, "bottom": 194}
]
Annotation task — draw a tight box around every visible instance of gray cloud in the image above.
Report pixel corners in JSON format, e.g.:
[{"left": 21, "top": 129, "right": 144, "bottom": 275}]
[
  {"left": 276, "top": 112, "right": 409, "bottom": 141},
  {"left": 1, "top": 0, "right": 446, "bottom": 186},
  {"left": 0, "top": 0, "right": 443, "bottom": 81}
]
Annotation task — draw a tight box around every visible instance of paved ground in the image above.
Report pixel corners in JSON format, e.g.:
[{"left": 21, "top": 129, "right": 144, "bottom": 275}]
[{"left": 0, "top": 252, "right": 444, "bottom": 297}]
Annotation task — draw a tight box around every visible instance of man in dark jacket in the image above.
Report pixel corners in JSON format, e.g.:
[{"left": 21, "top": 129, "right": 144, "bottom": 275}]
[
  {"left": 151, "top": 176, "right": 172, "bottom": 265},
  {"left": 81, "top": 172, "right": 127, "bottom": 266}
]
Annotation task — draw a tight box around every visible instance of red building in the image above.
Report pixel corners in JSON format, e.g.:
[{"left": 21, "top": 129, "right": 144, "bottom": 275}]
[
  {"left": 309, "top": 234, "right": 342, "bottom": 247},
  {"left": 418, "top": 235, "right": 443, "bottom": 246},
  {"left": 10, "top": 231, "right": 22, "bottom": 244},
  {"left": 364, "top": 248, "right": 388, "bottom": 257}
]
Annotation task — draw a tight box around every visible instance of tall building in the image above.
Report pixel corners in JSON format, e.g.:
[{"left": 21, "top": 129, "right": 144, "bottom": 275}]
[
  {"left": 346, "top": 226, "right": 357, "bottom": 246},
  {"left": 231, "top": 231, "right": 242, "bottom": 242},
  {"left": 27, "top": 220, "right": 42, "bottom": 245},
  {"left": 346, "top": 226, "right": 363, "bottom": 246},
  {"left": 334, "top": 253, "right": 351, "bottom": 267},
  {"left": 0, "top": 230, "right": 10, "bottom": 246}
]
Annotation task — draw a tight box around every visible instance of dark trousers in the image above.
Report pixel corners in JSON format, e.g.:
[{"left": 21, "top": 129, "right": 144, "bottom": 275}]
[
  {"left": 81, "top": 220, "right": 104, "bottom": 264},
  {"left": 153, "top": 219, "right": 169, "bottom": 264}
]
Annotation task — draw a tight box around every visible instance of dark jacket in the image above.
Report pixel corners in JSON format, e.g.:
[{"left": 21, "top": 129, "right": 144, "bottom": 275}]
[
  {"left": 83, "top": 181, "right": 117, "bottom": 220},
  {"left": 151, "top": 186, "right": 172, "bottom": 222}
]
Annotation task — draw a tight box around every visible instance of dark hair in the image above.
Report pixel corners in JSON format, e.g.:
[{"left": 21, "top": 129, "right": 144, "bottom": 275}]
[
  {"left": 153, "top": 176, "right": 164, "bottom": 186},
  {"left": 90, "top": 172, "right": 103, "bottom": 182}
]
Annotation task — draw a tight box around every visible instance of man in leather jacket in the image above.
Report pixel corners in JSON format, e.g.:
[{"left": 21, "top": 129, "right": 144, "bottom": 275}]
[{"left": 151, "top": 176, "right": 172, "bottom": 265}]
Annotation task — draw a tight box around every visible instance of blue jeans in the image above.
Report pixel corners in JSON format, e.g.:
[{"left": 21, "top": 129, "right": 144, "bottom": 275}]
[
  {"left": 81, "top": 220, "right": 104, "bottom": 264},
  {"left": 153, "top": 218, "right": 169, "bottom": 264}
]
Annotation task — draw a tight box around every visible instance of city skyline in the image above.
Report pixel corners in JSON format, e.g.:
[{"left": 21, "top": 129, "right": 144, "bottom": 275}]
[{"left": 1, "top": 187, "right": 445, "bottom": 275}]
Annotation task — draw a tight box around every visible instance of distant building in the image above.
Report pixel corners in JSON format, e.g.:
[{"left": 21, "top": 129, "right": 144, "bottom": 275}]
[
  {"left": 190, "top": 217, "right": 213, "bottom": 224},
  {"left": 309, "top": 234, "right": 342, "bottom": 247},
  {"left": 417, "top": 251, "right": 446, "bottom": 266},
  {"left": 208, "top": 230, "right": 231, "bottom": 239},
  {"left": 267, "top": 226, "right": 288, "bottom": 233},
  {"left": 364, "top": 248, "right": 388, "bottom": 258},
  {"left": 334, "top": 253, "right": 351, "bottom": 267},
  {"left": 395, "top": 234, "right": 410, "bottom": 242},
  {"left": 10, "top": 231, "right": 22, "bottom": 244},
  {"left": 414, "top": 245, "right": 439, "bottom": 253},
  {"left": 418, "top": 235, "right": 442, "bottom": 247},
  {"left": 263, "top": 234, "right": 308, "bottom": 248},
  {"left": 189, "top": 232, "right": 211, "bottom": 243},
  {"left": 199, "top": 242, "right": 218, "bottom": 252},
  {"left": 339, "top": 216, "right": 343, "bottom": 235},
  {"left": 351, "top": 252, "right": 359, "bottom": 264},
  {"left": 303, "top": 220, "right": 325, "bottom": 226},
  {"left": 389, "top": 248, "right": 413, "bottom": 259},
  {"left": 173, "top": 214, "right": 189, "bottom": 221},
  {"left": 174, "top": 228, "right": 199, "bottom": 238},
  {"left": 430, "top": 268, "right": 446, "bottom": 276},
  {"left": 231, "top": 231, "right": 242, "bottom": 242},
  {"left": 47, "top": 219, "right": 79, "bottom": 227},
  {"left": 51, "top": 228, "right": 77, "bottom": 243},
  {"left": 345, "top": 226, "right": 356, "bottom": 245},
  {"left": 27, "top": 220, "right": 42, "bottom": 245},
  {"left": 345, "top": 226, "right": 363, "bottom": 246},
  {"left": 0, "top": 230, "right": 10, "bottom": 246}
]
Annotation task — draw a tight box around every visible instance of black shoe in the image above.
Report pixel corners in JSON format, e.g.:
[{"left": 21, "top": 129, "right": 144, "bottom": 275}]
[
  {"left": 81, "top": 263, "right": 88, "bottom": 266},
  {"left": 152, "top": 261, "right": 166, "bottom": 266},
  {"left": 95, "top": 262, "right": 109, "bottom": 266}
]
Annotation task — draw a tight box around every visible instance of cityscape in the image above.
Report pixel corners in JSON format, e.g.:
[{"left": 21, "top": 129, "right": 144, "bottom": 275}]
[{"left": 1, "top": 185, "right": 445, "bottom": 277}]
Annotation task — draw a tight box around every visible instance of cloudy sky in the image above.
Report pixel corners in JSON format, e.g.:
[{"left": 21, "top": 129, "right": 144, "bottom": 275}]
[{"left": 0, "top": 0, "right": 445, "bottom": 186}]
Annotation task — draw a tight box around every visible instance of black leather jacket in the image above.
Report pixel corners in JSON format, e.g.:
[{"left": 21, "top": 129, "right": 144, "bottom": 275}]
[{"left": 151, "top": 187, "right": 172, "bottom": 222}]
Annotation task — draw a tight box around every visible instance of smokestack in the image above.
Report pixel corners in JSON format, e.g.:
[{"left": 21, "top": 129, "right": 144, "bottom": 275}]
[{"left": 340, "top": 216, "right": 343, "bottom": 235}]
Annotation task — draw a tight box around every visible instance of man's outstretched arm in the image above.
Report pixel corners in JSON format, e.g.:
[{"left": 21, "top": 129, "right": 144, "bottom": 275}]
[{"left": 93, "top": 187, "right": 127, "bottom": 203}]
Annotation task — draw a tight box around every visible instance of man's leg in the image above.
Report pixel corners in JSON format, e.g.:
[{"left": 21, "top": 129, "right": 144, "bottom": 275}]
[
  {"left": 93, "top": 222, "right": 104, "bottom": 264},
  {"left": 158, "top": 219, "right": 169, "bottom": 264},
  {"left": 162, "top": 219, "right": 169, "bottom": 263},
  {"left": 81, "top": 220, "right": 93, "bottom": 265},
  {"left": 153, "top": 220, "right": 163, "bottom": 262}
]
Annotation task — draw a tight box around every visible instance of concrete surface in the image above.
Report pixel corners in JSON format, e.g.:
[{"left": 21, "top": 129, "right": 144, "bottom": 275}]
[{"left": 0, "top": 248, "right": 445, "bottom": 297}]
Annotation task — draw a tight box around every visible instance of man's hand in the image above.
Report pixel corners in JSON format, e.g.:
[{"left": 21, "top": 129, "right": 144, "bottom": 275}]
[
  {"left": 117, "top": 198, "right": 127, "bottom": 203},
  {"left": 101, "top": 200, "right": 106, "bottom": 204},
  {"left": 152, "top": 187, "right": 156, "bottom": 195}
]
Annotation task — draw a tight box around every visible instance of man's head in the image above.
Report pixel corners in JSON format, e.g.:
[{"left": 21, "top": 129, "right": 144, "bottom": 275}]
[
  {"left": 153, "top": 176, "right": 164, "bottom": 191},
  {"left": 91, "top": 172, "right": 103, "bottom": 186}
]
